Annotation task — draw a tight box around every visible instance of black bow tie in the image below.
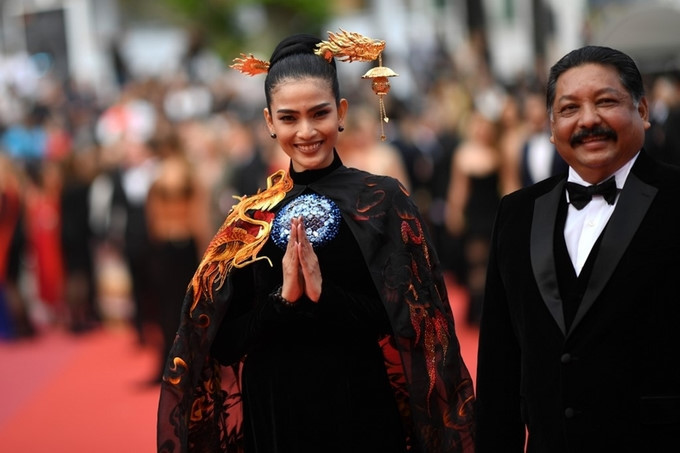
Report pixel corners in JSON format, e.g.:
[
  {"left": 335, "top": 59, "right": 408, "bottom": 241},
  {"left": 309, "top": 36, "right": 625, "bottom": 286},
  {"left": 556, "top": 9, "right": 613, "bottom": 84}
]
[{"left": 565, "top": 177, "right": 618, "bottom": 210}]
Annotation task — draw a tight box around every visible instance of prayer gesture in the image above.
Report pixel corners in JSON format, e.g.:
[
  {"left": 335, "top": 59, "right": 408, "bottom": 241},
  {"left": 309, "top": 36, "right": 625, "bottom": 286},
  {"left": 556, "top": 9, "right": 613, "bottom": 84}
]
[{"left": 281, "top": 217, "right": 322, "bottom": 303}]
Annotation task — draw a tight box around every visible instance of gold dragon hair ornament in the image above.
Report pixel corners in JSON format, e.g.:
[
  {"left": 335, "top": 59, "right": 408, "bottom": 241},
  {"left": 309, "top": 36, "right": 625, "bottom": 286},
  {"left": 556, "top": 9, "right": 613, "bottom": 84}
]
[
  {"left": 230, "top": 29, "right": 398, "bottom": 141},
  {"left": 315, "top": 29, "right": 398, "bottom": 141}
]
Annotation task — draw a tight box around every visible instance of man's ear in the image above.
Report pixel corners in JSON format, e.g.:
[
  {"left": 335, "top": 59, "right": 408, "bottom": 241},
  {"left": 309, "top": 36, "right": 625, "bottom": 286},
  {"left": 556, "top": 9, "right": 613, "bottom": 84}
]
[
  {"left": 549, "top": 122, "right": 556, "bottom": 144},
  {"left": 638, "top": 96, "right": 651, "bottom": 130}
]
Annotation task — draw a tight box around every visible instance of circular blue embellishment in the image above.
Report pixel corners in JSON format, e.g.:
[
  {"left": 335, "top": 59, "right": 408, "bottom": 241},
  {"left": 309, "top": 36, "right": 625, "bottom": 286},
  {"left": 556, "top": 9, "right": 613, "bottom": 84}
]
[{"left": 272, "top": 194, "right": 341, "bottom": 250}]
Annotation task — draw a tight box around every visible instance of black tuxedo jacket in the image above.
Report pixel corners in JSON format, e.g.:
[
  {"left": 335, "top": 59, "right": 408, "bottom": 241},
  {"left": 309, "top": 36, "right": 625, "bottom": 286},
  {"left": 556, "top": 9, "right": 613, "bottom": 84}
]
[{"left": 475, "top": 150, "right": 680, "bottom": 452}]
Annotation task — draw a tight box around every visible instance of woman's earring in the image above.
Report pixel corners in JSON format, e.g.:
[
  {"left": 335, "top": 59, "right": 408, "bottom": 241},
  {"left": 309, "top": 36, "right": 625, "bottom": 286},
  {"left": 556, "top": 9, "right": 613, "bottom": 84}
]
[
  {"left": 338, "top": 125, "right": 344, "bottom": 132},
  {"left": 270, "top": 132, "right": 277, "bottom": 139}
]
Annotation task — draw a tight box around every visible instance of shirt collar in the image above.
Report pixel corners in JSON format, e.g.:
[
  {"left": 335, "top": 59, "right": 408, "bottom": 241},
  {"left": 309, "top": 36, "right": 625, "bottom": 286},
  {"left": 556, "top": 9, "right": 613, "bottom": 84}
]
[{"left": 567, "top": 150, "right": 640, "bottom": 190}]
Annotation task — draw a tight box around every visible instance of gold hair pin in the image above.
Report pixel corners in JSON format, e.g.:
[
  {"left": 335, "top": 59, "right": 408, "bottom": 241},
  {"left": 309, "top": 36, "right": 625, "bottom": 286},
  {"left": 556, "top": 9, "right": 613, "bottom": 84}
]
[
  {"left": 315, "top": 29, "right": 398, "bottom": 141},
  {"left": 231, "top": 29, "right": 398, "bottom": 141}
]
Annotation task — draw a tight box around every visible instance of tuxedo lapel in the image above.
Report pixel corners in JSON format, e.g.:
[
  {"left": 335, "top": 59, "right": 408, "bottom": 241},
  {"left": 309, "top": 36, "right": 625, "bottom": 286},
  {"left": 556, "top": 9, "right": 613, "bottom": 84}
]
[
  {"left": 567, "top": 171, "right": 657, "bottom": 336},
  {"left": 531, "top": 180, "right": 567, "bottom": 335}
]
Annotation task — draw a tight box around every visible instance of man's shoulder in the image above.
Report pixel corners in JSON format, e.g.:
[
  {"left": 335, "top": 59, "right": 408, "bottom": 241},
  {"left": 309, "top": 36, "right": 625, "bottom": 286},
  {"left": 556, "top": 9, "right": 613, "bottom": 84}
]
[
  {"left": 504, "top": 174, "right": 565, "bottom": 204},
  {"left": 633, "top": 150, "right": 680, "bottom": 188},
  {"left": 491, "top": 175, "right": 565, "bottom": 229}
]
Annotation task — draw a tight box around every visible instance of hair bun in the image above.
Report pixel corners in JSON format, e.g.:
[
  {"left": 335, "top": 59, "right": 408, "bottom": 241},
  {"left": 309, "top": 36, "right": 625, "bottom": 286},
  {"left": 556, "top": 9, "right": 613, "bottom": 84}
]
[{"left": 269, "top": 34, "right": 323, "bottom": 68}]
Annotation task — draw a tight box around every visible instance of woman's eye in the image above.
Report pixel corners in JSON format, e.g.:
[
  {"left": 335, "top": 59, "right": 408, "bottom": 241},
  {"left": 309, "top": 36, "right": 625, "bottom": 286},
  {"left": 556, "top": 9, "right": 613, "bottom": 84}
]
[{"left": 314, "top": 110, "right": 330, "bottom": 118}]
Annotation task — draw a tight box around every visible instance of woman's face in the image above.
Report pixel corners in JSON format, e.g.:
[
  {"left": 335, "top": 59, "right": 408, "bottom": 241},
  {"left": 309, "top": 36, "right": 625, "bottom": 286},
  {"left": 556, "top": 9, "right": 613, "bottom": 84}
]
[{"left": 264, "top": 77, "right": 347, "bottom": 172}]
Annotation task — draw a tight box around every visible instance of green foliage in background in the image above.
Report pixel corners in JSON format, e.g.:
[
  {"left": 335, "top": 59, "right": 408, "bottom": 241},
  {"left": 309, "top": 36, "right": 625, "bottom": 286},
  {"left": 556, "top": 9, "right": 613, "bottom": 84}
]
[{"left": 154, "top": 0, "right": 332, "bottom": 60}]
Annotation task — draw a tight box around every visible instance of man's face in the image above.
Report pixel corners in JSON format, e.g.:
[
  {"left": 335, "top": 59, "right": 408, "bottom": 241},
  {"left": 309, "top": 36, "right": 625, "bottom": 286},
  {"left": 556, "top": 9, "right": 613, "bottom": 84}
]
[{"left": 549, "top": 63, "right": 650, "bottom": 183}]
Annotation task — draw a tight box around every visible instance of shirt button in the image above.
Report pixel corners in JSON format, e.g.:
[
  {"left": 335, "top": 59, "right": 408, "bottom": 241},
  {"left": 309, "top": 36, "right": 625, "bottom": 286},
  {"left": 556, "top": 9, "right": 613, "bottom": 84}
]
[
  {"left": 561, "top": 353, "right": 572, "bottom": 364},
  {"left": 564, "top": 407, "right": 575, "bottom": 418}
]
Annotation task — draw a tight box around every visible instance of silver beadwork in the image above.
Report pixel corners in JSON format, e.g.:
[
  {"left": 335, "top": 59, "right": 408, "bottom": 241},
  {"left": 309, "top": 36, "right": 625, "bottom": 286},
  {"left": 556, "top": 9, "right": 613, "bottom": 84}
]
[{"left": 272, "top": 193, "right": 341, "bottom": 250}]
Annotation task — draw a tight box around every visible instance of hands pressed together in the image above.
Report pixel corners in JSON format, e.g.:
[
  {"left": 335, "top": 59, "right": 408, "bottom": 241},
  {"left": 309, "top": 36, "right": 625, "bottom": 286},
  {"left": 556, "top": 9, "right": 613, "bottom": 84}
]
[{"left": 280, "top": 217, "right": 322, "bottom": 303}]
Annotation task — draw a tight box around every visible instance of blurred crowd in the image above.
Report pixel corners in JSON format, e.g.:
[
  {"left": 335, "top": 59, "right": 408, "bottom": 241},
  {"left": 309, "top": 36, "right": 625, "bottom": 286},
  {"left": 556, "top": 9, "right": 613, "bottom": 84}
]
[{"left": 2, "top": 36, "right": 680, "bottom": 375}]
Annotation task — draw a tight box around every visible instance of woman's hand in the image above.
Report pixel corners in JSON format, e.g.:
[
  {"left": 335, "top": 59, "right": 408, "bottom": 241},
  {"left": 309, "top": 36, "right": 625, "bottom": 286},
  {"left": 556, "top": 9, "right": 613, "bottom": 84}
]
[{"left": 280, "top": 217, "right": 322, "bottom": 303}]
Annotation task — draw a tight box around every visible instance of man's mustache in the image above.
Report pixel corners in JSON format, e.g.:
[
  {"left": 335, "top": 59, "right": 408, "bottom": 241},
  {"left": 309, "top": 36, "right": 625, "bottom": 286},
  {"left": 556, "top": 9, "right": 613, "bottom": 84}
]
[{"left": 570, "top": 127, "right": 617, "bottom": 147}]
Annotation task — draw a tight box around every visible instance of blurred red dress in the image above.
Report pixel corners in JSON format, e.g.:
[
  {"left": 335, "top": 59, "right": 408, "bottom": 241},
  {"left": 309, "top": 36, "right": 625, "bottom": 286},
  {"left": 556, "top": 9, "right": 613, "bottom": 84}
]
[
  {"left": 0, "top": 187, "right": 21, "bottom": 283},
  {"left": 25, "top": 186, "right": 64, "bottom": 308},
  {"left": 0, "top": 185, "right": 22, "bottom": 337}
]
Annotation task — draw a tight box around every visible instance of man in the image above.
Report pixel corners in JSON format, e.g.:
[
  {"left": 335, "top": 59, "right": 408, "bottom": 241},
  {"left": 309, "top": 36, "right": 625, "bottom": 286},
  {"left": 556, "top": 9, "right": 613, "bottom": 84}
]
[
  {"left": 475, "top": 45, "right": 680, "bottom": 452},
  {"left": 519, "top": 88, "right": 568, "bottom": 187}
]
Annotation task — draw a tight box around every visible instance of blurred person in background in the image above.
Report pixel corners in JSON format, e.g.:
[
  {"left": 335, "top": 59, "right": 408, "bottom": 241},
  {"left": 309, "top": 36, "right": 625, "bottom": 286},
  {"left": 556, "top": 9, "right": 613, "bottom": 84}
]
[
  {"left": 157, "top": 31, "right": 474, "bottom": 453},
  {"left": 210, "top": 112, "right": 270, "bottom": 232},
  {"left": 517, "top": 88, "right": 568, "bottom": 188},
  {"left": 445, "top": 108, "right": 503, "bottom": 325},
  {"left": 418, "top": 78, "right": 471, "bottom": 283},
  {"left": 118, "top": 136, "right": 158, "bottom": 343},
  {"left": 1, "top": 103, "right": 48, "bottom": 166},
  {"left": 0, "top": 154, "right": 35, "bottom": 339},
  {"left": 336, "top": 102, "right": 411, "bottom": 190},
  {"left": 23, "top": 159, "right": 66, "bottom": 327},
  {"left": 644, "top": 73, "right": 680, "bottom": 166},
  {"left": 44, "top": 110, "right": 73, "bottom": 161},
  {"left": 60, "top": 148, "right": 101, "bottom": 333},
  {"left": 497, "top": 92, "right": 528, "bottom": 194},
  {"left": 144, "top": 132, "right": 209, "bottom": 384},
  {"left": 93, "top": 82, "right": 160, "bottom": 343},
  {"left": 172, "top": 116, "right": 226, "bottom": 232},
  {"left": 661, "top": 74, "right": 680, "bottom": 166},
  {"left": 388, "top": 100, "right": 438, "bottom": 221},
  {"left": 388, "top": 99, "right": 464, "bottom": 280}
]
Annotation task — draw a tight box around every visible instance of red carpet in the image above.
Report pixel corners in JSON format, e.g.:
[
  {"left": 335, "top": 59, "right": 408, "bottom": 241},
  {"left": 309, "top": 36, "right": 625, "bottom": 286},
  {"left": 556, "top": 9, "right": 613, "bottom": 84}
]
[
  {"left": 0, "top": 280, "right": 478, "bottom": 453},
  {"left": 0, "top": 325, "right": 160, "bottom": 452}
]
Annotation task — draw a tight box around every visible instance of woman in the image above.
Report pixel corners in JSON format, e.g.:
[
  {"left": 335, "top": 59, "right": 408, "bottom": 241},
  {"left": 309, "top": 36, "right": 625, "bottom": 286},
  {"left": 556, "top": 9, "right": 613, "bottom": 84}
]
[
  {"left": 0, "top": 155, "right": 35, "bottom": 339},
  {"left": 336, "top": 102, "right": 411, "bottom": 191},
  {"left": 157, "top": 32, "right": 474, "bottom": 453},
  {"left": 145, "top": 135, "right": 209, "bottom": 382},
  {"left": 445, "top": 108, "right": 503, "bottom": 325}
]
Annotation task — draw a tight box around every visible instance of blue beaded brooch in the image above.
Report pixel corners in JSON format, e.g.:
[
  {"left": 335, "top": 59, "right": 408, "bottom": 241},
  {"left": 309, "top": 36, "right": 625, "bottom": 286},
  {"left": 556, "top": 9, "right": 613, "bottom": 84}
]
[{"left": 272, "top": 193, "right": 341, "bottom": 250}]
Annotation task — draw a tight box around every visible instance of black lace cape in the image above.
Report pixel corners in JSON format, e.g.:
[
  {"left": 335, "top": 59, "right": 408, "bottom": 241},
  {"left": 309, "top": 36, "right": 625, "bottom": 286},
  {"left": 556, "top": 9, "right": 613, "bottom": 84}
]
[{"left": 157, "top": 164, "right": 475, "bottom": 452}]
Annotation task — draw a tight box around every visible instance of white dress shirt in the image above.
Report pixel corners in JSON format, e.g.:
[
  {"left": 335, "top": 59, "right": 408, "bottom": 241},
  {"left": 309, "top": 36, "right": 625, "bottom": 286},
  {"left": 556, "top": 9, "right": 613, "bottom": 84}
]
[
  {"left": 526, "top": 133, "right": 555, "bottom": 183},
  {"left": 564, "top": 152, "right": 639, "bottom": 275}
]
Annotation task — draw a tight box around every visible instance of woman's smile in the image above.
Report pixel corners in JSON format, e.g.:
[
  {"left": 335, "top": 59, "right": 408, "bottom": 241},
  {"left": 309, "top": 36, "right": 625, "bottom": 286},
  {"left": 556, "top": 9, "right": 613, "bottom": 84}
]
[
  {"left": 296, "top": 141, "right": 324, "bottom": 153},
  {"left": 264, "top": 77, "right": 347, "bottom": 172}
]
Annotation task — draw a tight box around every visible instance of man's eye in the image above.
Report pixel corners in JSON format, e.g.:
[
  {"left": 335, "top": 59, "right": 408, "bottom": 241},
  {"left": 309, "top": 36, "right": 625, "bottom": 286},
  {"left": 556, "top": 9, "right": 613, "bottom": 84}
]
[
  {"left": 597, "top": 99, "right": 617, "bottom": 107},
  {"left": 559, "top": 105, "right": 578, "bottom": 116}
]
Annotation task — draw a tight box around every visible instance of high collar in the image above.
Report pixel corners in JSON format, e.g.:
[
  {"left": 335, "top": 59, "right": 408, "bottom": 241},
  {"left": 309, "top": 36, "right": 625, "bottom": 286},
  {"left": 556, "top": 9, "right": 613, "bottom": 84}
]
[{"left": 289, "top": 150, "right": 343, "bottom": 185}]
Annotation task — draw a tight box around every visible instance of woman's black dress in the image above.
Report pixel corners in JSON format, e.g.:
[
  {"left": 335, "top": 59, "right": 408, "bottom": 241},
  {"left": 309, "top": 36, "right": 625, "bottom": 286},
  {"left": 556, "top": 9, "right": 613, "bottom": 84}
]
[{"left": 211, "top": 161, "right": 407, "bottom": 452}]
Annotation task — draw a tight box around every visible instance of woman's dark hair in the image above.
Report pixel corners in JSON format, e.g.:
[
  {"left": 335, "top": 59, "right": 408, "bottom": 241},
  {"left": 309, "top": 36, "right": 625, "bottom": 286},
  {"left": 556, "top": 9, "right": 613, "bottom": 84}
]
[
  {"left": 264, "top": 34, "right": 340, "bottom": 109},
  {"left": 546, "top": 45, "right": 644, "bottom": 114}
]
